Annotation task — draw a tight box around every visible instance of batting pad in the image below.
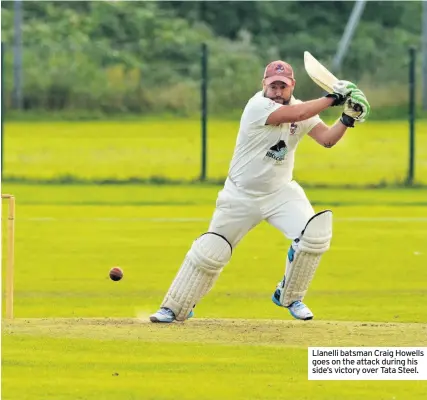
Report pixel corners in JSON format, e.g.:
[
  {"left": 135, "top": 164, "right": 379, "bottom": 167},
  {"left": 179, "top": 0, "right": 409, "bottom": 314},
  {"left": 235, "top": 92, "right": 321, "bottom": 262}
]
[
  {"left": 161, "top": 233, "right": 232, "bottom": 321},
  {"left": 281, "top": 210, "right": 333, "bottom": 306}
]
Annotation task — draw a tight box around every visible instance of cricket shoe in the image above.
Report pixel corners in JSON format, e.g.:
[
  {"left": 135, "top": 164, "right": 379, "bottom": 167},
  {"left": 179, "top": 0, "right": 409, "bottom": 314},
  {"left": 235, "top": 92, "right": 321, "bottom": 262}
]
[
  {"left": 272, "top": 281, "right": 314, "bottom": 321},
  {"left": 149, "top": 307, "right": 194, "bottom": 323}
]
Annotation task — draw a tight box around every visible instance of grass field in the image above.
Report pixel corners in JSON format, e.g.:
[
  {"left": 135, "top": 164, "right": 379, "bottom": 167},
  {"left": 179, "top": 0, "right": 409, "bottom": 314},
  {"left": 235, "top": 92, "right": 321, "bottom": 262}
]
[
  {"left": 2, "top": 182, "right": 427, "bottom": 399},
  {"left": 4, "top": 119, "right": 427, "bottom": 185}
]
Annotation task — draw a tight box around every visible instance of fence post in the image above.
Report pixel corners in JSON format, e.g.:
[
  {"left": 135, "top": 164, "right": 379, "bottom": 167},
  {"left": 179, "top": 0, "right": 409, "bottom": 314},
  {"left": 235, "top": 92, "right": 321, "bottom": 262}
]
[
  {"left": 200, "top": 43, "right": 208, "bottom": 182},
  {"left": 422, "top": 0, "right": 427, "bottom": 110},
  {"left": 407, "top": 46, "right": 416, "bottom": 186},
  {"left": 1, "top": 42, "right": 4, "bottom": 180},
  {"left": 13, "top": 0, "right": 23, "bottom": 110}
]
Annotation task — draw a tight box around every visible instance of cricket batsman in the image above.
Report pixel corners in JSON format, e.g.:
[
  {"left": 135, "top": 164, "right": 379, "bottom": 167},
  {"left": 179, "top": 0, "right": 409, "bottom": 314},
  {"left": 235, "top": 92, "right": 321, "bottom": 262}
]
[{"left": 150, "top": 59, "right": 370, "bottom": 323}]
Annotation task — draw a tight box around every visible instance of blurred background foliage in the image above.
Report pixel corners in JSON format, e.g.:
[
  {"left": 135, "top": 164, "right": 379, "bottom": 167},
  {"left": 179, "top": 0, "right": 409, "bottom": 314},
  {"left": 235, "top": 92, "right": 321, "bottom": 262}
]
[{"left": 1, "top": 1, "right": 424, "bottom": 119}]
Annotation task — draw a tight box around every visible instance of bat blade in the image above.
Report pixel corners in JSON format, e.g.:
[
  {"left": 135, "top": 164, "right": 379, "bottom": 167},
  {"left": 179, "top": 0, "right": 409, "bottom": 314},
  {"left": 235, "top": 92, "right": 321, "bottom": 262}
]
[
  {"left": 304, "top": 51, "right": 363, "bottom": 115},
  {"left": 304, "top": 51, "right": 338, "bottom": 94}
]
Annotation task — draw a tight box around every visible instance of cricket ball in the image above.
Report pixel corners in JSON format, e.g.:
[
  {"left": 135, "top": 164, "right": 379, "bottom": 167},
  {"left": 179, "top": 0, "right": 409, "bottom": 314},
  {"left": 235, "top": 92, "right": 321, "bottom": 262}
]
[{"left": 109, "top": 267, "right": 123, "bottom": 281}]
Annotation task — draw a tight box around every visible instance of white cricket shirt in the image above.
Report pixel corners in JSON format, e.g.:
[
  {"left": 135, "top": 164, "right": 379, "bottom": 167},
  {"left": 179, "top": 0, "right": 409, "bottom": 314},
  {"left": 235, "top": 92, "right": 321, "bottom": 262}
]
[{"left": 227, "top": 91, "right": 322, "bottom": 195}]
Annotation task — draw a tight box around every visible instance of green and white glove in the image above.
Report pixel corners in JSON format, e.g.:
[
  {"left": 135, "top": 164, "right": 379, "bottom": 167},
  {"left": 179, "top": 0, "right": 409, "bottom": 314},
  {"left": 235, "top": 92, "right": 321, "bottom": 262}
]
[
  {"left": 341, "top": 89, "right": 371, "bottom": 127},
  {"left": 326, "top": 80, "right": 358, "bottom": 106}
]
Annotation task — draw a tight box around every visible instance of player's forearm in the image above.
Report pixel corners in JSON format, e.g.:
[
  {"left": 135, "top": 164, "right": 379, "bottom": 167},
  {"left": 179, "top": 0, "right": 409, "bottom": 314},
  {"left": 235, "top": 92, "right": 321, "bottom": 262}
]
[
  {"left": 319, "top": 120, "right": 348, "bottom": 148},
  {"left": 267, "top": 97, "right": 334, "bottom": 125},
  {"left": 292, "top": 97, "right": 335, "bottom": 122}
]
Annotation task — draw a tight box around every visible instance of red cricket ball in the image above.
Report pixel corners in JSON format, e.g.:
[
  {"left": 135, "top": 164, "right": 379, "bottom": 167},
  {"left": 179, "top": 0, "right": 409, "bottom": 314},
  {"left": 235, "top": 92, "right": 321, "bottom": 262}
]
[{"left": 109, "top": 267, "right": 124, "bottom": 281}]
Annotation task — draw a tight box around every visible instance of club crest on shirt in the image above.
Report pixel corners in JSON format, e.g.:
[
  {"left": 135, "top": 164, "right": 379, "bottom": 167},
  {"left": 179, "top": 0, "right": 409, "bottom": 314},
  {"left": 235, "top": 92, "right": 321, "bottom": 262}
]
[
  {"left": 264, "top": 140, "right": 288, "bottom": 164},
  {"left": 290, "top": 122, "right": 298, "bottom": 135}
]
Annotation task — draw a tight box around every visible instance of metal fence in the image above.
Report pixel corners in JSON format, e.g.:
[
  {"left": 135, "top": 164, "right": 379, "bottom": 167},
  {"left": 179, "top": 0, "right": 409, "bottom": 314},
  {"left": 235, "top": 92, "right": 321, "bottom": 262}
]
[{"left": 1, "top": 41, "right": 426, "bottom": 187}]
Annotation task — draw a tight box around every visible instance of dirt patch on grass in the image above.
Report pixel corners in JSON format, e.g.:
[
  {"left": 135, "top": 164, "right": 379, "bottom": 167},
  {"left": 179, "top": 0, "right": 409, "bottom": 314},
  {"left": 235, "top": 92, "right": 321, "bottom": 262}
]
[{"left": 3, "top": 318, "right": 427, "bottom": 347}]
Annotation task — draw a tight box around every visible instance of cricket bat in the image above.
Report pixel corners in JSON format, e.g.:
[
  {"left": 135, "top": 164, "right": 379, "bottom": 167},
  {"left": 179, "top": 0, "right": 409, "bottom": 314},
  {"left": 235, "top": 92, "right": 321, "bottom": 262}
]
[
  {"left": 304, "top": 51, "right": 361, "bottom": 111},
  {"left": 304, "top": 51, "right": 338, "bottom": 93}
]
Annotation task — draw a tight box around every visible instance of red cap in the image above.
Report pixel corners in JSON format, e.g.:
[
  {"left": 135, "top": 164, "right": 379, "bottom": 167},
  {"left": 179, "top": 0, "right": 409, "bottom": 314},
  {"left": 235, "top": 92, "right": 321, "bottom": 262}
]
[{"left": 263, "top": 60, "right": 294, "bottom": 86}]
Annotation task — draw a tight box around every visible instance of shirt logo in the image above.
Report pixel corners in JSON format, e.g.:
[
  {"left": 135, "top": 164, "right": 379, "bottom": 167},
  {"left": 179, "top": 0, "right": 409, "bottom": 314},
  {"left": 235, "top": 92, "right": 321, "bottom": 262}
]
[
  {"left": 264, "top": 140, "right": 288, "bottom": 164},
  {"left": 290, "top": 122, "right": 298, "bottom": 135}
]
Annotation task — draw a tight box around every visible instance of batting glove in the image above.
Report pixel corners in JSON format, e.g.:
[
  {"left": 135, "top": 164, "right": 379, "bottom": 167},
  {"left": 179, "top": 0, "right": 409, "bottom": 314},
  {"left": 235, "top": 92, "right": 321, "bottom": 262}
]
[
  {"left": 341, "top": 89, "right": 371, "bottom": 127},
  {"left": 325, "top": 80, "right": 358, "bottom": 106}
]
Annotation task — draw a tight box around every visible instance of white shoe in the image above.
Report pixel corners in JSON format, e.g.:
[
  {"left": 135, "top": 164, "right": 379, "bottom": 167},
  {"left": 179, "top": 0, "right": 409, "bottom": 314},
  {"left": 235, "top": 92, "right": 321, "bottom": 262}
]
[
  {"left": 287, "top": 301, "right": 313, "bottom": 320},
  {"left": 149, "top": 307, "right": 194, "bottom": 323},
  {"left": 272, "top": 280, "right": 314, "bottom": 321}
]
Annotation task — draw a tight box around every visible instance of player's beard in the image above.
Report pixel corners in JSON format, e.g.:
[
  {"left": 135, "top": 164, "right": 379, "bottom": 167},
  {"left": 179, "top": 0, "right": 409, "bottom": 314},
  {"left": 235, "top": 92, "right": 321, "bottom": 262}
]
[
  {"left": 275, "top": 97, "right": 291, "bottom": 105},
  {"left": 263, "top": 91, "right": 292, "bottom": 105},
  {"left": 272, "top": 96, "right": 291, "bottom": 105}
]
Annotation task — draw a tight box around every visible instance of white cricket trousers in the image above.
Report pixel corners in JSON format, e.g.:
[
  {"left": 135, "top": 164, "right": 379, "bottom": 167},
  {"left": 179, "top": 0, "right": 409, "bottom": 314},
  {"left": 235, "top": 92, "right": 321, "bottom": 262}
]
[{"left": 208, "top": 177, "right": 315, "bottom": 249}]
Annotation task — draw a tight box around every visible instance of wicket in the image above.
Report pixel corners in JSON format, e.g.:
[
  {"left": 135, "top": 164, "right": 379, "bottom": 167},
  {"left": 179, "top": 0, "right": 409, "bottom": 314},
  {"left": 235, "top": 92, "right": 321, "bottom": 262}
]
[{"left": 2, "top": 194, "right": 15, "bottom": 319}]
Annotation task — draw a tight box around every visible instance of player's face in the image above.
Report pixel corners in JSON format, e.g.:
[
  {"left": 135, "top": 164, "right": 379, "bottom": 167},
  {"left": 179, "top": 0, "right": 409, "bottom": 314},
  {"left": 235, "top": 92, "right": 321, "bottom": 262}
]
[{"left": 263, "top": 81, "right": 294, "bottom": 104}]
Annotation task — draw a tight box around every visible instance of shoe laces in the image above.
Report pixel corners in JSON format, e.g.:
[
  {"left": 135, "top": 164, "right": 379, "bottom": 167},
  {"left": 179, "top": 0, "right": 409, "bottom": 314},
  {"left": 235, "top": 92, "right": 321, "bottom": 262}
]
[
  {"left": 160, "top": 307, "right": 175, "bottom": 317},
  {"left": 291, "top": 301, "right": 304, "bottom": 310}
]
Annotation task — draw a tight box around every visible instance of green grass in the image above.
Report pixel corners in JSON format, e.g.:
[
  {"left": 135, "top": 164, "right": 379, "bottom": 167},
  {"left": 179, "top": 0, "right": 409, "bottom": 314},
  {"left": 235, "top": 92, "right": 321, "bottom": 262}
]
[
  {"left": 2, "top": 183, "right": 427, "bottom": 399},
  {"left": 4, "top": 119, "right": 427, "bottom": 185},
  {"left": 2, "top": 319, "right": 427, "bottom": 400}
]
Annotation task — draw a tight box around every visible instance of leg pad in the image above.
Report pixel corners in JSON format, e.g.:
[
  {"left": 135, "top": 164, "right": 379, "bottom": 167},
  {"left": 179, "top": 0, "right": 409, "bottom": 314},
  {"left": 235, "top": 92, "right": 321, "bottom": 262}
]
[
  {"left": 161, "top": 233, "right": 232, "bottom": 321},
  {"left": 280, "top": 210, "right": 333, "bottom": 306}
]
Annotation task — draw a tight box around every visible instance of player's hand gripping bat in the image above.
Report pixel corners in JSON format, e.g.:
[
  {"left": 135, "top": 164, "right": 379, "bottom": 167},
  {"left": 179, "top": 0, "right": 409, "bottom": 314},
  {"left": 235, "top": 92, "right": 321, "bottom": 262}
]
[{"left": 304, "top": 51, "right": 362, "bottom": 113}]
